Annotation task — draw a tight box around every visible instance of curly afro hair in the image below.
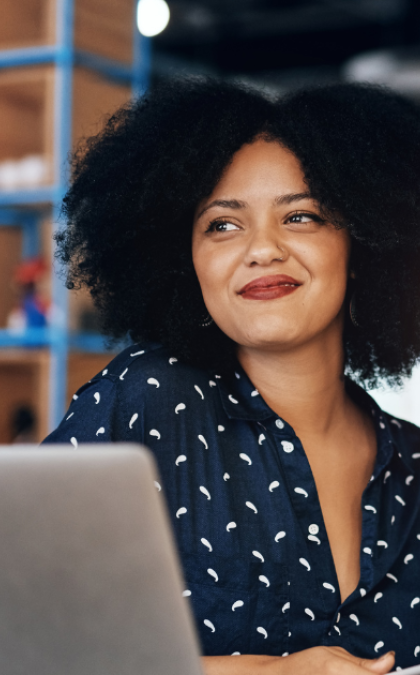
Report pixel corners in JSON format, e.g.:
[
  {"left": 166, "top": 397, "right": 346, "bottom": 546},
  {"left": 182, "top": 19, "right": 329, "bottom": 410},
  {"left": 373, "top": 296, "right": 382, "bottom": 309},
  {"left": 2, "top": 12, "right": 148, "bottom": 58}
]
[{"left": 57, "top": 77, "right": 420, "bottom": 388}]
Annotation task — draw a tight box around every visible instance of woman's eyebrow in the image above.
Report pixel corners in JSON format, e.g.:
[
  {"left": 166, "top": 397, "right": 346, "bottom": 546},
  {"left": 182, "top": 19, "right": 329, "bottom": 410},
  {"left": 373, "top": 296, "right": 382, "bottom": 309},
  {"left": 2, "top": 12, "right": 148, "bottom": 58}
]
[
  {"left": 196, "top": 192, "right": 314, "bottom": 220},
  {"left": 196, "top": 199, "right": 248, "bottom": 220},
  {"left": 274, "top": 192, "right": 312, "bottom": 206}
]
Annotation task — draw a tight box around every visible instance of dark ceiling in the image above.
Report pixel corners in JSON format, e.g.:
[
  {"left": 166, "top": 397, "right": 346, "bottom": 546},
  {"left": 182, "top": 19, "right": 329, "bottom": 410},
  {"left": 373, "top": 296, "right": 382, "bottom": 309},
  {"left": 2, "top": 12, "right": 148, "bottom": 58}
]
[{"left": 152, "top": 0, "right": 420, "bottom": 89}]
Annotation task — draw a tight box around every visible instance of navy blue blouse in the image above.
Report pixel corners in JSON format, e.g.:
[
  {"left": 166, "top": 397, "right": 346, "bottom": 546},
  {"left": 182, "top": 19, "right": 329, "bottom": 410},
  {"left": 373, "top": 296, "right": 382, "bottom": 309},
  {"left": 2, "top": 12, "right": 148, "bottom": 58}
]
[{"left": 43, "top": 342, "right": 420, "bottom": 669}]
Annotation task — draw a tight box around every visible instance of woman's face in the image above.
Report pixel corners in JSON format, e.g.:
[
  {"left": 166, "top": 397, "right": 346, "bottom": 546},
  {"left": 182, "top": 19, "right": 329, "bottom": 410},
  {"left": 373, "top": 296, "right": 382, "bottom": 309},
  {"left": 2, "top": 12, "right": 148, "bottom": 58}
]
[{"left": 192, "top": 139, "right": 352, "bottom": 353}]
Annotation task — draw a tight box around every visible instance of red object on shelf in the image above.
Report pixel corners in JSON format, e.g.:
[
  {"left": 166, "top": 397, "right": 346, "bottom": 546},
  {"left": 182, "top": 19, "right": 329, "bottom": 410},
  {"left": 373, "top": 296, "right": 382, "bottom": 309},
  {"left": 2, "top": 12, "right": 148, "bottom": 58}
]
[{"left": 13, "top": 258, "right": 47, "bottom": 286}]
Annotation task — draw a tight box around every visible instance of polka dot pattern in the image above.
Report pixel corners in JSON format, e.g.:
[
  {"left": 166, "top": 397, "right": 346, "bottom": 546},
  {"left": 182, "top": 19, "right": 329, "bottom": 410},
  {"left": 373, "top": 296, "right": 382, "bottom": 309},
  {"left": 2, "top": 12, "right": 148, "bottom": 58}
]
[{"left": 42, "top": 342, "right": 420, "bottom": 668}]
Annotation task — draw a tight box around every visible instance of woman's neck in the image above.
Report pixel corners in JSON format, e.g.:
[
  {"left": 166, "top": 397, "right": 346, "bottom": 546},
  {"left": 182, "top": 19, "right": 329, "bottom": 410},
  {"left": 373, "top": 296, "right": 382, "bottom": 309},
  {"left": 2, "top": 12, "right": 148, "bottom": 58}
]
[{"left": 237, "top": 328, "right": 352, "bottom": 440}]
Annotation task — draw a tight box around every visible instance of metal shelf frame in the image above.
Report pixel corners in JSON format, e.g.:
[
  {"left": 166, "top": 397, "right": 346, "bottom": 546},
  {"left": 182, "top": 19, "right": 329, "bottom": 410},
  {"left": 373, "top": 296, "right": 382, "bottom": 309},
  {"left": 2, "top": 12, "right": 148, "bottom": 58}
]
[{"left": 0, "top": 0, "right": 150, "bottom": 431}]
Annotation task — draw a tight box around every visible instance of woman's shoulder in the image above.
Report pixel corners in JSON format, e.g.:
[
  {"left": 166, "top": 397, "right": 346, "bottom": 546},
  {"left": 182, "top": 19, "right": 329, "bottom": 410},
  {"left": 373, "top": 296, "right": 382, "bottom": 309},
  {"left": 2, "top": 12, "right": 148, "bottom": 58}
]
[
  {"left": 382, "top": 410, "right": 420, "bottom": 469},
  {"left": 90, "top": 341, "right": 212, "bottom": 391},
  {"left": 42, "top": 342, "right": 214, "bottom": 445}
]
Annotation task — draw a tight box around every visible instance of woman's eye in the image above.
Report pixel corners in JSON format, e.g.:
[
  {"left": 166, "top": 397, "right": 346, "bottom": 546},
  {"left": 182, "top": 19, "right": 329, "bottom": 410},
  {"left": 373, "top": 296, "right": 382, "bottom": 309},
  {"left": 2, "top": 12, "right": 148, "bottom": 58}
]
[
  {"left": 207, "top": 220, "right": 239, "bottom": 233},
  {"left": 286, "top": 212, "right": 322, "bottom": 225}
]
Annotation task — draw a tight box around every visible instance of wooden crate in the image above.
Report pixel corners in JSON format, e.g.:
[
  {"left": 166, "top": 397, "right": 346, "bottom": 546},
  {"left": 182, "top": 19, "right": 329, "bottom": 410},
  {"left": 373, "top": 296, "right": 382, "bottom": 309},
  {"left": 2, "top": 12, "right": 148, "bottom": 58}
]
[
  {"left": 0, "top": 350, "right": 115, "bottom": 444},
  {"left": 0, "top": 0, "right": 56, "bottom": 50},
  {"left": 0, "top": 65, "right": 130, "bottom": 186},
  {"left": 74, "top": 0, "right": 135, "bottom": 65},
  {"left": 0, "top": 350, "right": 50, "bottom": 443},
  {"left": 0, "top": 227, "right": 23, "bottom": 327},
  {"left": 66, "top": 352, "right": 114, "bottom": 405},
  {"left": 72, "top": 66, "right": 131, "bottom": 147},
  {"left": 0, "top": 0, "right": 135, "bottom": 64},
  {"left": 0, "top": 67, "right": 55, "bottom": 176}
]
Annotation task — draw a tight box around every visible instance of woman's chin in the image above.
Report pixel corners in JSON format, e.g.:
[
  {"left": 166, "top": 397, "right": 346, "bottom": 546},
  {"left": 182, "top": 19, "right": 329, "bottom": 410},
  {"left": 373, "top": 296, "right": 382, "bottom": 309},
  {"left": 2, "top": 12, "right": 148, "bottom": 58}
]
[{"left": 235, "top": 324, "right": 303, "bottom": 351}]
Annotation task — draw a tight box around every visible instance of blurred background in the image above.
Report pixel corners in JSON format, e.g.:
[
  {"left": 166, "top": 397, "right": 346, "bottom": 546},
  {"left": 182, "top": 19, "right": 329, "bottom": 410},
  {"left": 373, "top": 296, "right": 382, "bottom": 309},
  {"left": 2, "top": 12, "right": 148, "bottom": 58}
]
[{"left": 0, "top": 0, "right": 419, "bottom": 444}]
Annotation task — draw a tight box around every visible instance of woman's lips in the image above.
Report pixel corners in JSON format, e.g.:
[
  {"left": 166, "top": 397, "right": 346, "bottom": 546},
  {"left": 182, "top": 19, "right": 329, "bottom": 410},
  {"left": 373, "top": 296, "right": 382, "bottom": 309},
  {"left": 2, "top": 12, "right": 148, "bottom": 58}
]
[{"left": 238, "top": 274, "right": 302, "bottom": 300}]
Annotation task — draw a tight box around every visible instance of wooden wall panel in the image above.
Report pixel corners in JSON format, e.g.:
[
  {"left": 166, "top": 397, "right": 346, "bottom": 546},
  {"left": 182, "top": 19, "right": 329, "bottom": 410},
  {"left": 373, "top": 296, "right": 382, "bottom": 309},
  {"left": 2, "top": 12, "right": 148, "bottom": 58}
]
[
  {"left": 0, "top": 228, "right": 22, "bottom": 327},
  {"left": 74, "top": 0, "right": 134, "bottom": 65},
  {"left": 72, "top": 67, "right": 131, "bottom": 150},
  {"left": 0, "top": 67, "right": 54, "bottom": 179},
  {"left": 66, "top": 352, "right": 114, "bottom": 406},
  {"left": 0, "top": 351, "right": 50, "bottom": 444},
  {"left": 0, "top": 0, "right": 55, "bottom": 49},
  {"left": 0, "top": 352, "right": 116, "bottom": 444}
]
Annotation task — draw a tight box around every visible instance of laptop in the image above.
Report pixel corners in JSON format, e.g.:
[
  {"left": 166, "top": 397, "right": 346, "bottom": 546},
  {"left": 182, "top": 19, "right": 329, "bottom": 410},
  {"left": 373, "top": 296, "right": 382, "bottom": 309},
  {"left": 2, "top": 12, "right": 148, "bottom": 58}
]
[{"left": 0, "top": 444, "right": 203, "bottom": 675}]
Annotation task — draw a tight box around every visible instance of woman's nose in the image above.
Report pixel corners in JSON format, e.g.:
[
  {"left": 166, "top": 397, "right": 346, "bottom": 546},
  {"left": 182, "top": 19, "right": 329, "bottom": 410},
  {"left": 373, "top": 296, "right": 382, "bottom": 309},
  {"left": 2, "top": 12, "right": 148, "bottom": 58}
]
[{"left": 243, "top": 223, "right": 288, "bottom": 267}]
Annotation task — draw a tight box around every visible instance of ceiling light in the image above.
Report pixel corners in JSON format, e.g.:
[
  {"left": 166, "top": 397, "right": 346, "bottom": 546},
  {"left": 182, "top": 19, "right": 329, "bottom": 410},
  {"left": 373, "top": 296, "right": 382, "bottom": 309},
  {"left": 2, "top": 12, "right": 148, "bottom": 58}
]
[{"left": 137, "top": 0, "right": 170, "bottom": 37}]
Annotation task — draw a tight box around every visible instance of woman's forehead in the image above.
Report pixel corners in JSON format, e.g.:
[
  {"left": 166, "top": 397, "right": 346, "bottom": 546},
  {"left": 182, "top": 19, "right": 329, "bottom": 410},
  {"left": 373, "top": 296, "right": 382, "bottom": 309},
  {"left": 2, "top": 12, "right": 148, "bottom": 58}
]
[{"left": 196, "top": 140, "right": 308, "bottom": 215}]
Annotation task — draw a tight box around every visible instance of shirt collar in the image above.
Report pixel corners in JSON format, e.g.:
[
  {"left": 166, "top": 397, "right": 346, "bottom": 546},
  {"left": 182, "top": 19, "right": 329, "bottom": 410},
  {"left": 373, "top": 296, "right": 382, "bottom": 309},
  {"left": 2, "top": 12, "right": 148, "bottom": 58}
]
[
  {"left": 216, "top": 364, "right": 278, "bottom": 423},
  {"left": 217, "top": 364, "right": 410, "bottom": 473}
]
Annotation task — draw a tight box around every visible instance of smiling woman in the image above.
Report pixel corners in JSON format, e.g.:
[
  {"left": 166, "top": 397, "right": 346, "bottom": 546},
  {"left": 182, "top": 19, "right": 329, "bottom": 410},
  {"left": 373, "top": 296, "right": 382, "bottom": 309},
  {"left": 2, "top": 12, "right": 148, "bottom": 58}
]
[
  {"left": 192, "top": 140, "right": 352, "bottom": 355},
  {"left": 43, "top": 78, "right": 420, "bottom": 674}
]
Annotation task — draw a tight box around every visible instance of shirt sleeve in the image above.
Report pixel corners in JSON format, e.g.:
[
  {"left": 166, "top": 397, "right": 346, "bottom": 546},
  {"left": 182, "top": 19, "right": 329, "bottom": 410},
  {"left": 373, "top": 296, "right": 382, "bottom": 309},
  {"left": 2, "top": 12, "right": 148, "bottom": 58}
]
[{"left": 41, "top": 376, "right": 121, "bottom": 445}]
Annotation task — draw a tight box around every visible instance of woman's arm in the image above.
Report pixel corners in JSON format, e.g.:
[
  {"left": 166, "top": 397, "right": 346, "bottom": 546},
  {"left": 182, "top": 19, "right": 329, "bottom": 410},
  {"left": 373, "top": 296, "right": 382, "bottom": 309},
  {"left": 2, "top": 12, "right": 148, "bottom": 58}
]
[{"left": 202, "top": 647, "right": 395, "bottom": 675}]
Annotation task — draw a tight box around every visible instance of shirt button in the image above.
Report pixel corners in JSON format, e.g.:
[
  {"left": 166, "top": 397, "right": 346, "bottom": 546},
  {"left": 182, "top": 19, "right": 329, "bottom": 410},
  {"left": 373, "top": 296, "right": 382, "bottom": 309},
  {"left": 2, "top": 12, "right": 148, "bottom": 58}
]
[
  {"left": 275, "top": 419, "right": 285, "bottom": 429},
  {"left": 309, "top": 524, "right": 319, "bottom": 535}
]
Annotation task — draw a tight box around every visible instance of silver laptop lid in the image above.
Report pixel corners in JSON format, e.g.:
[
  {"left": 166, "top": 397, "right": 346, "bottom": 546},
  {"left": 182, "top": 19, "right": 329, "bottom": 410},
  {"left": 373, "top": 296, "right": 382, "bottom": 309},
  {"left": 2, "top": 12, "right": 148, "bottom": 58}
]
[{"left": 0, "top": 444, "right": 203, "bottom": 675}]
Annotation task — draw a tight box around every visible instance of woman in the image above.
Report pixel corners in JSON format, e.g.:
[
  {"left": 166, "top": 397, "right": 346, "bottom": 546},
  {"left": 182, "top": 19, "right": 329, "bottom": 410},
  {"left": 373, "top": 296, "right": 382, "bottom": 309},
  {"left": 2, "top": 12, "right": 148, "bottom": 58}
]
[{"left": 44, "top": 79, "right": 420, "bottom": 673}]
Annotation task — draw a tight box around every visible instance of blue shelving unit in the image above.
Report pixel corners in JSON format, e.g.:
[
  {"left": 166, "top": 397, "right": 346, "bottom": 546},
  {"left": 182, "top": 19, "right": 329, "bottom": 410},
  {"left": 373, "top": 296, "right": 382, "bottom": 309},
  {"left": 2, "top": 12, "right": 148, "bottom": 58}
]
[{"left": 0, "top": 0, "right": 150, "bottom": 431}]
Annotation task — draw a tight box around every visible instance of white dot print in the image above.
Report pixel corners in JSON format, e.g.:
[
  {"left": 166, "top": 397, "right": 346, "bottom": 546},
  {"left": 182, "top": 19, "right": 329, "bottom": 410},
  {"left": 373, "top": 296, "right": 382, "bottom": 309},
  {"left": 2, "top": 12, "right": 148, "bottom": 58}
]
[
  {"left": 281, "top": 440, "right": 294, "bottom": 453},
  {"left": 207, "top": 568, "right": 218, "bottom": 582},
  {"left": 252, "top": 550, "right": 264, "bottom": 563},
  {"left": 294, "top": 487, "right": 308, "bottom": 498},
  {"left": 245, "top": 501, "right": 258, "bottom": 514},
  {"left": 305, "top": 608, "right": 315, "bottom": 621},
  {"left": 299, "top": 558, "right": 311, "bottom": 571},
  {"left": 323, "top": 582, "right": 335, "bottom": 593},
  {"left": 129, "top": 413, "right": 138, "bottom": 429},
  {"left": 194, "top": 385, "right": 204, "bottom": 400},
  {"left": 199, "top": 486, "right": 211, "bottom": 500},
  {"left": 274, "top": 531, "right": 286, "bottom": 542},
  {"left": 257, "top": 627, "right": 268, "bottom": 639},
  {"left": 198, "top": 435, "right": 208, "bottom": 449},
  {"left": 52, "top": 343, "right": 420, "bottom": 658}
]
